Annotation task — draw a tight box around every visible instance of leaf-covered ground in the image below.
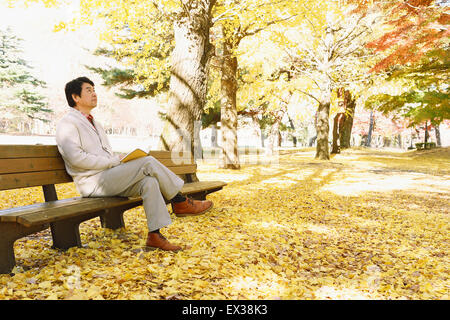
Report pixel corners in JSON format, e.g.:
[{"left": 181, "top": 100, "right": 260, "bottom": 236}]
[{"left": 0, "top": 147, "right": 448, "bottom": 300}]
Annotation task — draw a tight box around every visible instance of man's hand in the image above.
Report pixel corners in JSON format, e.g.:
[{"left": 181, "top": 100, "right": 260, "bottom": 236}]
[{"left": 115, "top": 152, "right": 128, "bottom": 161}]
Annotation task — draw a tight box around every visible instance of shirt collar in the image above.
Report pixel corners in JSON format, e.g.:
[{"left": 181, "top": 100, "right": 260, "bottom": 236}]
[
  {"left": 71, "top": 108, "right": 96, "bottom": 127},
  {"left": 81, "top": 111, "right": 93, "bottom": 121}
]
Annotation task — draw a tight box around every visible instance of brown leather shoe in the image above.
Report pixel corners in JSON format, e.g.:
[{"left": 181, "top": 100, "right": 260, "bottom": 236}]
[
  {"left": 171, "top": 198, "right": 213, "bottom": 217},
  {"left": 145, "top": 232, "right": 182, "bottom": 252}
]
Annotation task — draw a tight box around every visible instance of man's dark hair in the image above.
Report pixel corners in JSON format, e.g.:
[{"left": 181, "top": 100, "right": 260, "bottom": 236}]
[{"left": 64, "top": 77, "right": 95, "bottom": 108}]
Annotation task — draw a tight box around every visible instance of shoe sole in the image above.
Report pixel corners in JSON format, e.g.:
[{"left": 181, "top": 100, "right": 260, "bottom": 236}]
[
  {"left": 144, "top": 246, "right": 182, "bottom": 252},
  {"left": 175, "top": 202, "right": 214, "bottom": 217}
]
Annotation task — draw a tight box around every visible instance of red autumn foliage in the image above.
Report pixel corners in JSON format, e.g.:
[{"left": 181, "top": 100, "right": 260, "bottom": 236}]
[{"left": 349, "top": 0, "right": 449, "bottom": 72}]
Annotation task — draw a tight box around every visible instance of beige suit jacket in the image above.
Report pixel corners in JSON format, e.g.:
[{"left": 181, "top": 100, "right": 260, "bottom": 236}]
[{"left": 56, "top": 108, "right": 120, "bottom": 196}]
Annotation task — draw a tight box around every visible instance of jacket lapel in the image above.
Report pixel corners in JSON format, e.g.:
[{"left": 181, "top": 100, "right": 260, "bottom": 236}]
[
  {"left": 93, "top": 120, "right": 113, "bottom": 155},
  {"left": 69, "top": 109, "right": 112, "bottom": 155},
  {"left": 69, "top": 108, "right": 97, "bottom": 133}
]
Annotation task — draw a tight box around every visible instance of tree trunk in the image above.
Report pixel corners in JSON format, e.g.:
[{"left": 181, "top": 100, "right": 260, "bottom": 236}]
[
  {"left": 315, "top": 25, "right": 331, "bottom": 160},
  {"left": 288, "top": 115, "right": 297, "bottom": 147},
  {"left": 435, "top": 124, "right": 441, "bottom": 146},
  {"left": 331, "top": 113, "right": 345, "bottom": 154},
  {"left": 251, "top": 114, "right": 263, "bottom": 148},
  {"left": 160, "top": 1, "right": 215, "bottom": 159},
  {"left": 340, "top": 90, "right": 355, "bottom": 149},
  {"left": 267, "top": 118, "right": 281, "bottom": 153},
  {"left": 219, "top": 35, "right": 240, "bottom": 169},
  {"left": 366, "top": 111, "right": 374, "bottom": 147},
  {"left": 315, "top": 100, "right": 331, "bottom": 160},
  {"left": 210, "top": 124, "right": 219, "bottom": 147}
]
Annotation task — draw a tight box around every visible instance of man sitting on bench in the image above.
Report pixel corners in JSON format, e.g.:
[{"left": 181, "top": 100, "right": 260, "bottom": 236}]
[{"left": 56, "top": 76, "right": 213, "bottom": 252}]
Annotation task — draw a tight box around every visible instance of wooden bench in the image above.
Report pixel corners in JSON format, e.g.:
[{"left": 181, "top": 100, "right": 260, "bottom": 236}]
[
  {"left": 415, "top": 142, "right": 437, "bottom": 150},
  {"left": 0, "top": 145, "right": 226, "bottom": 274}
]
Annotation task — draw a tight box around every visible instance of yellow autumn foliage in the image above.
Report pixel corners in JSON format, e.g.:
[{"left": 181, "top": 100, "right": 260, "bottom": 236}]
[{"left": 0, "top": 147, "right": 448, "bottom": 300}]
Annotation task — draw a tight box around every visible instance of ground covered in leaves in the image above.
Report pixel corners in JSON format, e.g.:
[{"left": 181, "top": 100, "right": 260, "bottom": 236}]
[{"left": 0, "top": 147, "right": 448, "bottom": 299}]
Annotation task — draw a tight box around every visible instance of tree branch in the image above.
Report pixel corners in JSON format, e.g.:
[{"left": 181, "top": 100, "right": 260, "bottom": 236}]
[
  {"left": 242, "top": 14, "right": 298, "bottom": 39},
  {"left": 295, "top": 89, "right": 321, "bottom": 104}
]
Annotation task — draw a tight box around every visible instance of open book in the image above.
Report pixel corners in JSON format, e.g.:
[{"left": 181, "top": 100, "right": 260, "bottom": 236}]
[{"left": 120, "top": 148, "right": 148, "bottom": 163}]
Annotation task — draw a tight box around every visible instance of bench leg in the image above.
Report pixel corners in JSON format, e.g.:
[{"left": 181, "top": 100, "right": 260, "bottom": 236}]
[
  {"left": 186, "top": 187, "right": 224, "bottom": 201},
  {"left": 50, "top": 210, "right": 102, "bottom": 250},
  {"left": 50, "top": 218, "right": 82, "bottom": 250},
  {"left": 99, "top": 201, "right": 142, "bottom": 230},
  {"left": 0, "top": 237, "right": 16, "bottom": 274},
  {"left": 100, "top": 207, "right": 125, "bottom": 230},
  {"left": 186, "top": 191, "right": 207, "bottom": 201},
  {"left": 0, "top": 223, "right": 48, "bottom": 274}
]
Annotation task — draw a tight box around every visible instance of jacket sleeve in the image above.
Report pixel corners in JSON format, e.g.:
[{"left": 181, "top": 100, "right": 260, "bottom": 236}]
[{"left": 56, "top": 121, "right": 120, "bottom": 170}]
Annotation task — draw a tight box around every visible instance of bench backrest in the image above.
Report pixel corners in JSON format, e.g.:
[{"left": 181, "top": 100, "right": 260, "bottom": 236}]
[{"left": 0, "top": 145, "right": 196, "bottom": 191}]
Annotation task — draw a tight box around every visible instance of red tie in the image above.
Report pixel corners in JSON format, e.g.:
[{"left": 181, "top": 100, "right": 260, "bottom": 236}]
[{"left": 86, "top": 114, "right": 95, "bottom": 127}]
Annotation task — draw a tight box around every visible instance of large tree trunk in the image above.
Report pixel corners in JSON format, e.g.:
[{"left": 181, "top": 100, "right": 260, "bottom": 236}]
[
  {"left": 315, "top": 24, "right": 332, "bottom": 160},
  {"left": 331, "top": 113, "right": 345, "bottom": 154},
  {"left": 340, "top": 89, "right": 356, "bottom": 149},
  {"left": 315, "top": 79, "right": 331, "bottom": 159},
  {"left": 315, "top": 99, "right": 331, "bottom": 160},
  {"left": 219, "top": 35, "right": 240, "bottom": 169},
  {"left": 160, "top": 1, "right": 215, "bottom": 160}
]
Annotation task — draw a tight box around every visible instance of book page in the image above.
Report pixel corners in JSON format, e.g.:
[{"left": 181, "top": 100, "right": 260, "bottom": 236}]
[{"left": 120, "top": 148, "right": 148, "bottom": 163}]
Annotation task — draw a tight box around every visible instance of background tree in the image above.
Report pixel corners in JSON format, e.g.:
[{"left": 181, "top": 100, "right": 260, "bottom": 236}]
[
  {"left": 365, "top": 45, "right": 449, "bottom": 142},
  {"left": 0, "top": 27, "right": 51, "bottom": 125},
  {"left": 362, "top": 0, "right": 450, "bottom": 73},
  {"left": 336, "top": 87, "right": 357, "bottom": 150},
  {"left": 268, "top": 2, "right": 383, "bottom": 159},
  {"left": 86, "top": 47, "right": 171, "bottom": 100},
  {"left": 210, "top": 0, "right": 299, "bottom": 169}
]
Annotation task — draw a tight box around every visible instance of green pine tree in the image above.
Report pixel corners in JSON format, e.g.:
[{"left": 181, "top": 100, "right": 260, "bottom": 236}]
[
  {"left": 0, "top": 27, "right": 51, "bottom": 123},
  {"left": 86, "top": 46, "right": 171, "bottom": 100}
]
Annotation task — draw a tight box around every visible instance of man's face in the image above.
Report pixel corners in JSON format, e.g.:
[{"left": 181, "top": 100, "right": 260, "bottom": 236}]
[{"left": 73, "top": 82, "right": 97, "bottom": 110}]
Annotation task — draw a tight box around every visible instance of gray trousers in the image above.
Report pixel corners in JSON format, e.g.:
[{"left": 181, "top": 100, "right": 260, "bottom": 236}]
[{"left": 87, "top": 156, "right": 184, "bottom": 231}]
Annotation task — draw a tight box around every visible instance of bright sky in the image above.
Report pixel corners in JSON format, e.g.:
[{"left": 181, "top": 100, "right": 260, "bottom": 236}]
[
  {"left": 0, "top": 1, "right": 102, "bottom": 87},
  {"left": 0, "top": 0, "right": 163, "bottom": 130}
]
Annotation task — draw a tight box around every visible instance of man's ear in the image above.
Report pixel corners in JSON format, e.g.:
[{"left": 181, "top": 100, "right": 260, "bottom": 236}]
[{"left": 72, "top": 93, "right": 80, "bottom": 104}]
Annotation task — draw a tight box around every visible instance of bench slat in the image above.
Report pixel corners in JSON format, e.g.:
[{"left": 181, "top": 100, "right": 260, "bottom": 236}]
[
  {"left": 0, "top": 197, "right": 100, "bottom": 223},
  {"left": 148, "top": 150, "right": 193, "bottom": 161},
  {"left": 0, "top": 146, "right": 193, "bottom": 160},
  {"left": 3, "top": 197, "right": 143, "bottom": 227},
  {"left": 181, "top": 181, "right": 227, "bottom": 195},
  {"left": 0, "top": 170, "right": 73, "bottom": 191},
  {"left": 0, "top": 164, "right": 196, "bottom": 191},
  {"left": 166, "top": 164, "right": 197, "bottom": 175},
  {"left": 0, "top": 145, "right": 60, "bottom": 158},
  {"left": 0, "top": 157, "right": 194, "bottom": 175},
  {"left": 0, "top": 157, "right": 66, "bottom": 174},
  {"left": 158, "top": 158, "right": 195, "bottom": 167},
  {"left": 20, "top": 197, "right": 143, "bottom": 227}
]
